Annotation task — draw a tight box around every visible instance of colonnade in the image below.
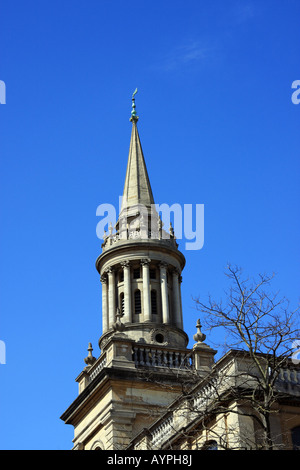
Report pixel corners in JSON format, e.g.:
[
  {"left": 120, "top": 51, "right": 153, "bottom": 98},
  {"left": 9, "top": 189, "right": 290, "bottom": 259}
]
[{"left": 100, "top": 259, "right": 183, "bottom": 334}]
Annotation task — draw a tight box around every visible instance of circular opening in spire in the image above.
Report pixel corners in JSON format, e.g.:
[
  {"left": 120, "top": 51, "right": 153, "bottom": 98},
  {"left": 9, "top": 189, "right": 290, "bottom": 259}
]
[{"left": 155, "top": 334, "right": 164, "bottom": 344}]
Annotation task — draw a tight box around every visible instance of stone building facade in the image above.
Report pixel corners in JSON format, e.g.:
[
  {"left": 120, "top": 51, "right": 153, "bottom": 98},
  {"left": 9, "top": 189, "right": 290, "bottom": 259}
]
[{"left": 127, "top": 349, "right": 300, "bottom": 450}]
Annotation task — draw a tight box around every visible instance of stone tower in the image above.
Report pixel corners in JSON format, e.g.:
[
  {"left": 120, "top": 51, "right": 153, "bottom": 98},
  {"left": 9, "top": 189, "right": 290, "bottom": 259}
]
[{"left": 60, "top": 92, "right": 216, "bottom": 450}]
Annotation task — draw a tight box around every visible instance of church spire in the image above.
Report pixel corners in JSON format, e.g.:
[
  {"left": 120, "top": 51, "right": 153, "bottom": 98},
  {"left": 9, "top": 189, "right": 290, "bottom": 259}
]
[
  {"left": 96, "top": 92, "right": 186, "bottom": 350},
  {"left": 119, "top": 90, "right": 155, "bottom": 220}
]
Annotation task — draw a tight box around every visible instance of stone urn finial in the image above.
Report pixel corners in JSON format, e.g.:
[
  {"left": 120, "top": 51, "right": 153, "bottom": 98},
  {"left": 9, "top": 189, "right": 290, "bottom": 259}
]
[
  {"left": 84, "top": 342, "right": 96, "bottom": 367},
  {"left": 112, "top": 307, "right": 125, "bottom": 333},
  {"left": 193, "top": 319, "right": 206, "bottom": 343}
]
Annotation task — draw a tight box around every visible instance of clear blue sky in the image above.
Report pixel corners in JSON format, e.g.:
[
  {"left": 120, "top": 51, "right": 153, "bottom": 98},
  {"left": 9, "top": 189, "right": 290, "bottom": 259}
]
[{"left": 0, "top": 0, "right": 299, "bottom": 450}]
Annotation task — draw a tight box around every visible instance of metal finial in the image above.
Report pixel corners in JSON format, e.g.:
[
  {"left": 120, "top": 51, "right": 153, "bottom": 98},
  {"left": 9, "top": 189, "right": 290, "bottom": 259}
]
[{"left": 130, "top": 88, "right": 139, "bottom": 122}]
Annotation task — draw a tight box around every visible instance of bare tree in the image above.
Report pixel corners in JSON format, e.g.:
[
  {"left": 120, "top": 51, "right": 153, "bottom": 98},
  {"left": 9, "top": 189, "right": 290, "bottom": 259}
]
[
  {"left": 126, "top": 265, "right": 300, "bottom": 451},
  {"left": 193, "top": 264, "right": 300, "bottom": 449}
]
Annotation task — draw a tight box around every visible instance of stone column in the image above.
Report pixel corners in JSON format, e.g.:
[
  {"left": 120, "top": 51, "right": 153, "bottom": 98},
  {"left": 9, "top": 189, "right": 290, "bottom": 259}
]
[
  {"left": 141, "top": 258, "right": 151, "bottom": 322},
  {"left": 172, "top": 268, "right": 182, "bottom": 329},
  {"left": 107, "top": 267, "right": 116, "bottom": 328},
  {"left": 178, "top": 274, "right": 183, "bottom": 328},
  {"left": 159, "top": 262, "right": 169, "bottom": 324},
  {"left": 100, "top": 273, "right": 108, "bottom": 333},
  {"left": 121, "top": 260, "right": 131, "bottom": 324}
]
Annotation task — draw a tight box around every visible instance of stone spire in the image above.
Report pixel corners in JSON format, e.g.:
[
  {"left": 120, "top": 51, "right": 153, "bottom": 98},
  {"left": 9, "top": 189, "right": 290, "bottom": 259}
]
[
  {"left": 96, "top": 92, "right": 187, "bottom": 351},
  {"left": 118, "top": 90, "right": 155, "bottom": 222}
]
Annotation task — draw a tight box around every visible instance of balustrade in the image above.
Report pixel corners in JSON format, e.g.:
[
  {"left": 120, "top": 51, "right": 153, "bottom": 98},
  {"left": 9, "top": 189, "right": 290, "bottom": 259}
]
[
  {"left": 277, "top": 367, "right": 300, "bottom": 395},
  {"left": 151, "top": 414, "right": 174, "bottom": 448},
  {"left": 101, "top": 228, "right": 177, "bottom": 251},
  {"left": 132, "top": 345, "right": 194, "bottom": 369},
  {"left": 88, "top": 354, "right": 107, "bottom": 382}
]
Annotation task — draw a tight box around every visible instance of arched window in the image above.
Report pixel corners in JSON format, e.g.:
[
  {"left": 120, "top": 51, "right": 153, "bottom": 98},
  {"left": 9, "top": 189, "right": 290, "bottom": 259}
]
[
  {"left": 120, "top": 292, "right": 125, "bottom": 316},
  {"left": 91, "top": 440, "right": 104, "bottom": 450},
  {"left": 134, "top": 289, "right": 141, "bottom": 314},
  {"left": 151, "top": 290, "right": 157, "bottom": 315}
]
